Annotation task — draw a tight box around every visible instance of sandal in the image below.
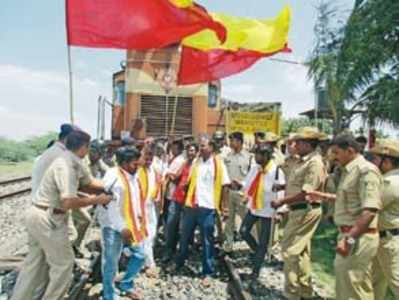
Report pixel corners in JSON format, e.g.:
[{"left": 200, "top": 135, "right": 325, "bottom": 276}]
[
  {"left": 145, "top": 267, "right": 159, "bottom": 278},
  {"left": 118, "top": 289, "right": 143, "bottom": 300}
]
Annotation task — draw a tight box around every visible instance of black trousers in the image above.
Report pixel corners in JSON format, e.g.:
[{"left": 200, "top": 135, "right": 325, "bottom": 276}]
[{"left": 239, "top": 212, "right": 272, "bottom": 277}]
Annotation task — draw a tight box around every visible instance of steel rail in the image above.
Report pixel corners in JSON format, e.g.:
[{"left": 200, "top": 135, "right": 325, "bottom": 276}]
[
  {"left": 0, "top": 176, "right": 31, "bottom": 186},
  {"left": 0, "top": 188, "right": 31, "bottom": 200},
  {"left": 69, "top": 252, "right": 101, "bottom": 300},
  {"left": 220, "top": 256, "right": 252, "bottom": 300}
]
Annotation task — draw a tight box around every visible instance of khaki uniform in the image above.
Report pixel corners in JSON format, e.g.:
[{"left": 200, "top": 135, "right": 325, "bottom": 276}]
[
  {"left": 273, "top": 147, "right": 286, "bottom": 167},
  {"left": 28, "top": 142, "right": 69, "bottom": 299},
  {"left": 282, "top": 151, "right": 325, "bottom": 299},
  {"left": 372, "top": 168, "right": 399, "bottom": 299},
  {"left": 11, "top": 151, "right": 91, "bottom": 300},
  {"left": 270, "top": 155, "right": 301, "bottom": 247},
  {"left": 71, "top": 157, "right": 109, "bottom": 248},
  {"left": 281, "top": 155, "right": 301, "bottom": 180},
  {"left": 223, "top": 149, "right": 252, "bottom": 251},
  {"left": 84, "top": 156, "right": 109, "bottom": 179},
  {"left": 334, "top": 155, "right": 382, "bottom": 300},
  {"left": 31, "top": 141, "right": 67, "bottom": 195}
]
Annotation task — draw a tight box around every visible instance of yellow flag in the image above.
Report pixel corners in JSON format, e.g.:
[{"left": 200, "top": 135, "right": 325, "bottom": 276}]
[
  {"left": 169, "top": 0, "right": 193, "bottom": 8},
  {"left": 182, "top": 5, "right": 291, "bottom": 54}
]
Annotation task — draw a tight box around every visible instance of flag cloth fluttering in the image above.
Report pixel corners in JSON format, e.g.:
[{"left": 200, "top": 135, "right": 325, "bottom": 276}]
[
  {"left": 178, "top": 6, "right": 292, "bottom": 85},
  {"left": 66, "top": 0, "right": 226, "bottom": 50}
]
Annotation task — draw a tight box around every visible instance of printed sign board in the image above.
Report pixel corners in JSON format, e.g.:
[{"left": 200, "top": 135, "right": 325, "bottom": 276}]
[{"left": 227, "top": 111, "right": 281, "bottom": 135}]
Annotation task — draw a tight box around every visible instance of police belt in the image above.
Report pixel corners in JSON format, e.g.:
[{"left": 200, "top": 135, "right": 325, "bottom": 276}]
[
  {"left": 33, "top": 204, "right": 66, "bottom": 215},
  {"left": 379, "top": 228, "right": 399, "bottom": 238},
  {"left": 290, "top": 202, "right": 321, "bottom": 211}
]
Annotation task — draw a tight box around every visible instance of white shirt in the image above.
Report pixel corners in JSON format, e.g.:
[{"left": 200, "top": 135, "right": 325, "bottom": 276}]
[
  {"left": 195, "top": 156, "right": 230, "bottom": 210},
  {"left": 242, "top": 162, "right": 285, "bottom": 218},
  {"left": 152, "top": 156, "right": 167, "bottom": 178},
  {"left": 97, "top": 168, "right": 140, "bottom": 232},
  {"left": 165, "top": 154, "right": 186, "bottom": 199},
  {"left": 144, "top": 164, "right": 160, "bottom": 205}
]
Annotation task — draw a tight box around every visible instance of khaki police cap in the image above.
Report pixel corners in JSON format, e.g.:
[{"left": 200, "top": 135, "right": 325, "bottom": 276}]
[
  {"left": 293, "top": 127, "right": 327, "bottom": 141},
  {"left": 370, "top": 139, "right": 399, "bottom": 158},
  {"left": 260, "top": 131, "right": 280, "bottom": 143},
  {"left": 284, "top": 133, "right": 297, "bottom": 143}
]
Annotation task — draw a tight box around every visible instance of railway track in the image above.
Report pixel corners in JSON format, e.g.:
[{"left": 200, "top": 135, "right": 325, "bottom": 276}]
[
  {"left": 0, "top": 176, "right": 274, "bottom": 299},
  {"left": 0, "top": 176, "right": 32, "bottom": 200}
]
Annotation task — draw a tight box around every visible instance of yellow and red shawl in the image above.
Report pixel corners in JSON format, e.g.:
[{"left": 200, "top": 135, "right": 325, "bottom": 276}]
[
  {"left": 137, "top": 167, "right": 162, "bottom": 201},
  {"left": 185, "top": 156, "right": 224, "bottom": 213},
  {"left": 246, "top": 161, "right": 273, "bottom": 210},
  {"left": 117, "top": 168, "right": 148, "bottom": 245}
]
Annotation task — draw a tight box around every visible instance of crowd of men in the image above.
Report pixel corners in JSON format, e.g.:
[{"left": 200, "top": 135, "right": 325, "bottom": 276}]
[{"left": 8, "top": 123, "right": 399, "bottom": 300}]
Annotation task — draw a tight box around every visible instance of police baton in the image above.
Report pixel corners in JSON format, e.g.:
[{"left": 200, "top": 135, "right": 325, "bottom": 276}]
[
  {"left": 102, "top": 178, "right": 118, "bottom": 209},
  {"left": 267, "top": 167, "right": 280, "bottom": 263}
]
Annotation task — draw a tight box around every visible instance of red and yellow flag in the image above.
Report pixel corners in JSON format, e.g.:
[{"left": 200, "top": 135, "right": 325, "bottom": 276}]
[
  {"left": 66, "top": 0, "right": 226, "bottom": 50},
  {"left": 178, "top": 6, "right": 291, "bottom": 85}
]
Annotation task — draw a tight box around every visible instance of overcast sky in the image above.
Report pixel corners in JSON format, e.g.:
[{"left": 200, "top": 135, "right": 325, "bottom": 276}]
[{"left": 0, "top": 0, "right": 355, "bottom": 140}]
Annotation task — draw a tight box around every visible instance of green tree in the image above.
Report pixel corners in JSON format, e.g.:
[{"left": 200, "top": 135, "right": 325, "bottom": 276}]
[
  {"left": 308, "top": 0, "right": 399, "bottom": 132},
  {"left": 0, "top": 138, "right": 34, "bottom": 162},
  {"left": 338, "top": 0, "right": 399, "bottom": 126},
  {"left": 0, "top": 132, "right": 57, "bottom": 162},
  {"left": 306, "top": 1, "right": 348, "bottom": 133},
  {"left": 24, "top": 132, "right": 57, "bottom": 156},
  {"left": 282, "top": 117, "right": 333, "bottom": 136}
]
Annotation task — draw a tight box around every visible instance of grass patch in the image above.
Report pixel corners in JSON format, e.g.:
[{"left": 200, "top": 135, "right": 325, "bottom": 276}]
[
  {"left": 312, "top": 221, "right": 338, "bottom": 297},
  {"left": 311, "top": 222, "right": 396, "bottom": 300},
  {"left": 0, "top": 160, "right": 34, "bottom": 179}
]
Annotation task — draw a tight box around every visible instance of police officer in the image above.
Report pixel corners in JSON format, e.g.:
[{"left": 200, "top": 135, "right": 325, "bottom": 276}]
[
  {"left": 213, "top": 130, "right": 230, "bottom": 160},
  {"left": 280, "top": 133, "right": 301, "bottom": 179},
  {"left": 271, "top": 127, "right": 326, "bottom": 299},
  {"left": 223, "top": 131, "right": 252, "bottom": 253},
  {"left": 254, "top": 131, "right": 266, "bottom": 146},
  {"left": 11, "top": 131, "right": 112, "bottom": 300},
  {"left": 369, "top": 139, "right": 399, "bottom": 299},
  {"left": 263, "top": 131, "right": 285, "bottom": 166},
  {"left": 310, "top": 133, "right": 382, "bottom": 300},
  {"left": 72, "top": 140, "right": 109, "bottom": 254},
  {"left": 84, "top": 140, "right": 109, "bottom": 179}
]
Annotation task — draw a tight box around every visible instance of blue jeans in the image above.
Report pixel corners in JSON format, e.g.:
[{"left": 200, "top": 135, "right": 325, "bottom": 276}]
[
  {"left": 176, "top": 207, "right": 216, "bottom": 275},
  {"left": 101, "top": 227, "right": 145, "bottom": 300},
  {"left": 165, "top": 201, "right": 184, "bottom": 257}
]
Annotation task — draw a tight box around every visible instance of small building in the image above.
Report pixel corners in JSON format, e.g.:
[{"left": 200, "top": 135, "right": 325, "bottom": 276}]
[{"left": 111, "top": 46, "right": 224, "bottom": 140}]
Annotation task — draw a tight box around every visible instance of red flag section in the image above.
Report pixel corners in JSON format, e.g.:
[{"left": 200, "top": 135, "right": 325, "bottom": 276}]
[
  {"left": 178, "top": 46, "right": 291, "bottom": 85},
  {"left": 66, "top": 0, "right": 226, "bottom": 50}
]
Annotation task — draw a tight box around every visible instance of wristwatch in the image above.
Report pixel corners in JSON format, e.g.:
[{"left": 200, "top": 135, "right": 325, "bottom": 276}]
[{"left": 346, "top": 236, "right": 356, "bottom": 245}]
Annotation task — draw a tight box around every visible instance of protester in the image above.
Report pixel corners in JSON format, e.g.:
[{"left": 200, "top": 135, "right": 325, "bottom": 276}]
[
  {"left": 139, "top": 143, "right": 162, "bottom": 278},
  {"left": 233, "top": 144, "right": 285, "bottom": 285},
  {"left": 175, "top": 136, "right": 230, "bottom": 279},
  {"left": 163, "top": 139, "right": 186, "bottom": 262},
  {"left": 98, "top": 146, "right": 146, "bottom": 300}
]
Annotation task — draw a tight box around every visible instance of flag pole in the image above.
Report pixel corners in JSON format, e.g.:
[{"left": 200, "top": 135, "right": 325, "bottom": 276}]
[{"left": 67, "top": 45, "right": 75, "bottom": 124}]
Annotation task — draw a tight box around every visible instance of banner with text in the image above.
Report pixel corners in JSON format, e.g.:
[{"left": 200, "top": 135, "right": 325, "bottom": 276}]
[{"left": 227, "top": 111, "right": 281, "bottom": 135}]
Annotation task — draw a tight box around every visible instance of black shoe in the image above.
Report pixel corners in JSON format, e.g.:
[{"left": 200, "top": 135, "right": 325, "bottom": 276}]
[
  {"left": 248, "top": 276, "right": 259, "bottom": 293},
  {"left": 73, "top": 246, "right": 84, "bottom": 259},
  {"left": 161, "top": 255, "right": 172, "bottom": 264}
]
